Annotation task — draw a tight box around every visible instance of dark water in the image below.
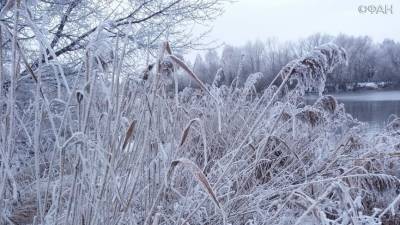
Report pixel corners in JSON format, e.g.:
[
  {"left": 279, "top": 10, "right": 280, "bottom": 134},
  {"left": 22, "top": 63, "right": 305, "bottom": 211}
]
[{"left": 309, "top": 90, "right": 400, "bottom": 131}]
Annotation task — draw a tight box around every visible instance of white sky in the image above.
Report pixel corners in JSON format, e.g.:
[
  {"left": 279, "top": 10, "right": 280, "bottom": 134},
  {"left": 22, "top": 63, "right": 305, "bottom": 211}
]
[{"left": 193, "top": 0, "right": 399, "bottom": 50}]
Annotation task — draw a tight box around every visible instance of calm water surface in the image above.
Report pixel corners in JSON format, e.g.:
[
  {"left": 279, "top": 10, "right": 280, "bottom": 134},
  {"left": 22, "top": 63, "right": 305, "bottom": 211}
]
[{"left": 309, "top": 90, "right": 400, "bottom": 131}]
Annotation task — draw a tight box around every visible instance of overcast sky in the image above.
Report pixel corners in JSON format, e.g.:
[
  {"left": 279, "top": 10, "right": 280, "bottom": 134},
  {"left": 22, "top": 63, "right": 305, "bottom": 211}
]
[{"left": 195, "top": 0, "right": 399, "bottom": 48}]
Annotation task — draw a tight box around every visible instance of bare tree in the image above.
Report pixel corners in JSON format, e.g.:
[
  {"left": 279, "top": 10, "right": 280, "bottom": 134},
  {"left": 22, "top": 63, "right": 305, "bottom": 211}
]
[{"left": 0, "top": 0, "right": 227, "bottom": 70}]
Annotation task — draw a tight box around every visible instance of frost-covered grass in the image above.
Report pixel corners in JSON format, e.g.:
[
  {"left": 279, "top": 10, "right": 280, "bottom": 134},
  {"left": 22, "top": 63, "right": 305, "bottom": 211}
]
[{"left": 1, "top": 28, "right": 400, "bottom": 225}]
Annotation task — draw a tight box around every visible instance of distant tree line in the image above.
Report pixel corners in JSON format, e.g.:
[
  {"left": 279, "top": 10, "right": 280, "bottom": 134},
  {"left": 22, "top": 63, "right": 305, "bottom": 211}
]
[{"left": 181, "top": 33, "right": 400, "bottom": 92}]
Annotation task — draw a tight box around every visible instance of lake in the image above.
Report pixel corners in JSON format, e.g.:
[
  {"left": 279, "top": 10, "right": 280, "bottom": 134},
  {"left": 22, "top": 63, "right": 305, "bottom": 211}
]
[{"left": 307, "top": 90, "right": 400, "bottom": 132}]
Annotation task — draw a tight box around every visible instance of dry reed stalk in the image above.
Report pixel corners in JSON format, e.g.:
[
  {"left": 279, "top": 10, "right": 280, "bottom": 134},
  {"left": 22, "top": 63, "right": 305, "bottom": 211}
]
[
  {"left": 294, "top": 183, "right": 336, "bottom": 225},
  {"left": 179, "top": 119, "right": 199, "bottom": 147},
  {"left": 33, "top": 53, "right": 44, "bottom": 224},
  {"left": 122, "top": 120, "right": 137, "bottom": 150},
  {"left": 168, "top": 55, "right": 209, "bottom": 94},
  {"left": 166, "top": 48, "right": 222, "bottom": 133},
  {"left": 166, "top": 158, "right": 222, "bottom": 209},
  {"left": 2, "top": 0, "right": 21, "bottom": 204},
  {"left": 179, "top": 118, "right": 208, "bottom": 169}
]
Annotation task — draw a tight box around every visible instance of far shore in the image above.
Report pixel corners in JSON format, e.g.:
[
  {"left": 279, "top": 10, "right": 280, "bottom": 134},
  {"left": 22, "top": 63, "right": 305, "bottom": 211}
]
[{"left": 324, "top": 81, "right": 400, "bottom": 93}]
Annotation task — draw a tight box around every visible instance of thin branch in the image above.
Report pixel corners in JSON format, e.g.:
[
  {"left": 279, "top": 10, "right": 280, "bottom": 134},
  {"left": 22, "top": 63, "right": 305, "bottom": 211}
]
[{"left": 50, "top": 0, "right": 82, "bottom": 48}]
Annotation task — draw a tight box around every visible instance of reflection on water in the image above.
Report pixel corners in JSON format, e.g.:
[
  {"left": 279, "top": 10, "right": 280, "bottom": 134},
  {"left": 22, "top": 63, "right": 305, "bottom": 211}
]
[
  {"left": 308, "top": 90, "right": 400, "bottom": 131},
  {"left": 342, "top": 100, "right": 400, "bottom": 131}
]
